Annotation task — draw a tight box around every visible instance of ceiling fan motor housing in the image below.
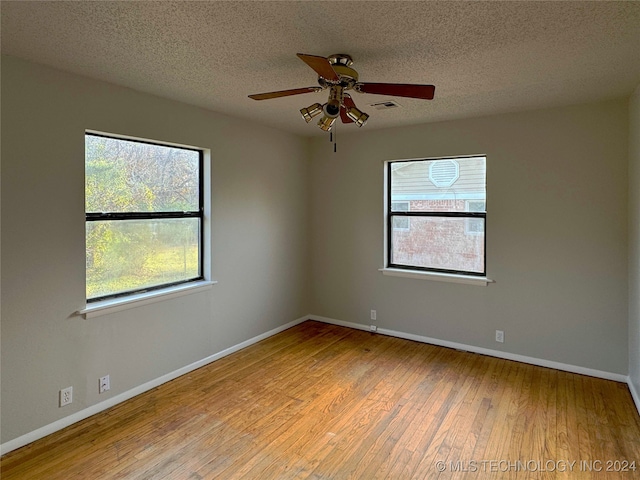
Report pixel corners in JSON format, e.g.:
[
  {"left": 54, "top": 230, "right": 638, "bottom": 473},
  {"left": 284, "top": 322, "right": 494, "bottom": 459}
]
[{"left": 318, "top": 54, "right": 359, "bottom": 90}]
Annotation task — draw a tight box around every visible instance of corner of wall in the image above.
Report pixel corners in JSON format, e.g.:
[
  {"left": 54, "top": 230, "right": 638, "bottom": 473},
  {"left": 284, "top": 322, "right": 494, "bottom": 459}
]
[{"left": 629, "top": 84, "right": 640, "bottom": 413}]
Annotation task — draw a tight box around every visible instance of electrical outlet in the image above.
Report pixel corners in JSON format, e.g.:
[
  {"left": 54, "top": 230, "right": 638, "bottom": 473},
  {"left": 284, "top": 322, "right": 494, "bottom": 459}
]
[
  {"left": 370, "top": 310, "right": 377, "bottom": 321},
  {"left": 370, "top": 325, "right": 377, "bottom": 332},
  {"left": 99, "top": 375, "right": 110, "bottom": 394},
  {"left": 60, "top": 386, "right": 73, "bottom": 407},
  {"left": 496, "top": 330, "right": 505, "bottom": 343}
]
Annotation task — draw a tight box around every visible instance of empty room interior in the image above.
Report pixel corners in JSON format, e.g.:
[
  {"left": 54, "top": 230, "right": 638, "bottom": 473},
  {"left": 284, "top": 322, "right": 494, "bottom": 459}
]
[{"left": 2, "top": 1, "right": 640, "bottom": 478}]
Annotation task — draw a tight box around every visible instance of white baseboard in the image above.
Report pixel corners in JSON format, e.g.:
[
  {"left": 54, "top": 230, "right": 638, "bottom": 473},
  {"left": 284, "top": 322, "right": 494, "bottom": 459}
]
[
  {"left": 309, "top": 315, "right": 629, "bottom": 383},
  {"left": 629, "top": 377, "right": 640, "bottom": 415},
  {"left": 3, "top": 314, "right": 636, "bottom": 456},
  {"left": 0, "top": 315, "right": 308, "bottom": 456}
]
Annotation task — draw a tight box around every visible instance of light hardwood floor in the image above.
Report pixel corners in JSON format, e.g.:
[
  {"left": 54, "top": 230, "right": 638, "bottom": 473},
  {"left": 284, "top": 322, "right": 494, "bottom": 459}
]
[{"left": 2, "top": 321, "right": 640, "bottom": 479}]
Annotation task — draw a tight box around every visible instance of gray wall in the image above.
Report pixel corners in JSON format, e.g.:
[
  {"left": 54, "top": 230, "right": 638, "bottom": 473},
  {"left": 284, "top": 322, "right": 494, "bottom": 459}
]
[
  {"left": 0, "top": 56, "right": 311, "bottom": 444},
  {"left": 630, "top": 85, "right": 640, "bottom": 400},
  {"left": 1, "top": 54, "right": 636, "bottom": 448},
  {"left": 309, "top": 100, "right": 629, "bottom": 375}
]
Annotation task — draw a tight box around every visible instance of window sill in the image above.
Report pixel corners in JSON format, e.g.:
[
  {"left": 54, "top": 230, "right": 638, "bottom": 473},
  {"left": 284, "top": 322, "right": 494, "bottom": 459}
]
[
  {"left": 379, "top": 268, "right": 494, "bottom": 286},
  {"left": 77, "top": 280, "right": 217, "bottom": 319}
]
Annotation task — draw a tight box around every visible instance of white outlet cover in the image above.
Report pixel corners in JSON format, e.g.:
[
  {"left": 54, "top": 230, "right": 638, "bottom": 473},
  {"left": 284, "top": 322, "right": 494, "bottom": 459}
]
[
  {"left": 60, "top": 386, "right": 73, "bottom": 407},
  {"left": 99, "top": 375, "right": 110, "bottom": 393}
]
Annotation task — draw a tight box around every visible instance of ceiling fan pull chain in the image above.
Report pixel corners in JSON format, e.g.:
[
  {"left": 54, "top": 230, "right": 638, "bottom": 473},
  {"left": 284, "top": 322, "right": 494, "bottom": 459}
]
[
  {"left": 328, "top": 129, "right": 337, "bottom": 152},
  {"left": 333, "top": 127, "right": 337, "bottom": 153}
]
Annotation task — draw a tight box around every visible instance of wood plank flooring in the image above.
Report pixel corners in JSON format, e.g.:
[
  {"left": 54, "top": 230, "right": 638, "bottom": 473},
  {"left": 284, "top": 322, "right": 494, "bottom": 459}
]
[{"left": 2, "top": 321, "right": 640, "bottom": 479}]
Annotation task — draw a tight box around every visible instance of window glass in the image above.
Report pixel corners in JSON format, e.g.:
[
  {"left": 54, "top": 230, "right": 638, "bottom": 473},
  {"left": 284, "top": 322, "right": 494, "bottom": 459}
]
[
  {"left": 390, "top": 158, "right": 485, "bottom": 212},
  {"left": 390, "top": 217, "right": 485, "bottom": 273},
  {"left": 388, "top": 156, "right": 486, "bottom": 276},
  {"left": 391, "top": 201, "right": 410, "bottom": 230},
  {"left": 86, "top": 135, "right": 199, "bottom": 213},
  {"left": 85, "top": 133, "right": 203, "bottom": 301}
]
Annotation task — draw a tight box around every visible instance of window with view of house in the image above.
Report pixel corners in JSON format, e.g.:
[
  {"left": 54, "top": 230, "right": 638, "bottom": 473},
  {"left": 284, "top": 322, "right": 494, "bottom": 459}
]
[
  {"left": 85, "top": 133, "right": 204, "bottom": 301},
  {"left": 386, "top": 156, "right": 486, "bottom": 276}
]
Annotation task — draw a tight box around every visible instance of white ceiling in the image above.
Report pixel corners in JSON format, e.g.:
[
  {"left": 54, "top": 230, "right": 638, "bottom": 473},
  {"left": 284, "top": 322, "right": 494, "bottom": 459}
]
[{"left": 2, "top": 1, "right": 639, "bottom": 136}]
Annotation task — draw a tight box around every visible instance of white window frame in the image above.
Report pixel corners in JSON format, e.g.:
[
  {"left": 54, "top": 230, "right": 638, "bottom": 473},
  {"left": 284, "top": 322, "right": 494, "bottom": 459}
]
[
  {"left": 381, "top": 155, "right": 493, "bottom": 286},
  {"left": 79, "top": 131, "right": 216, "bottom": 318}
]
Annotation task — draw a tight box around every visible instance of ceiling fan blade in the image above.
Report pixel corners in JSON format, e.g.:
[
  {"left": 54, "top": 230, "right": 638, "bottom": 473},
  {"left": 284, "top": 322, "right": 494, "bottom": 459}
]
[
  {"left": 355, "top": 82, "right": 435, "bottom": 100},
  {"left": 248, "top": 87, "right": 322, "bottom": 100},
  {"left": 297, "top": 53, "right": 340, "bottom": 82},
  {"left": 340, "top": 94, "right": 355, "bottom": 123}
]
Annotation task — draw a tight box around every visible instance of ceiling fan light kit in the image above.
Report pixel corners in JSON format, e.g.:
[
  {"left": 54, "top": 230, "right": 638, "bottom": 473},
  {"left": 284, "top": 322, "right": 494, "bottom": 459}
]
[
  {"left": 345, "top": 105, "right": 369, "bottom": 127},
  {"left": 300, "top": 102, "right": 323, "bottom": 122},
  {"left": 249, "top": 53, "right": 435, "bottom": 132},
  {"left": 318, "top": 115, "right": 337, "bottom": 132}
]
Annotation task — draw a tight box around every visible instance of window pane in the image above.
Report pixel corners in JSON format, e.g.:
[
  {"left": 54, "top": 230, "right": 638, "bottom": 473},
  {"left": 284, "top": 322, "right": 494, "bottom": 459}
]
[
  {"left": 86, "top": 218, "right": 200, "bottom": 299},
  {"left": 390, "top": 157, "right": 486, "bottom": 212},
  {"left": 85, "top": 135, "right": 200, "bottom": 213},
  {"left": 391, "top": 201, "right": 409, "bottom": 212},
  {"left": 390, "top": 216, "right": 484, "bottom": 273},
  {"left": 392, "top": 216, "right": 410, "bottom": 230}
]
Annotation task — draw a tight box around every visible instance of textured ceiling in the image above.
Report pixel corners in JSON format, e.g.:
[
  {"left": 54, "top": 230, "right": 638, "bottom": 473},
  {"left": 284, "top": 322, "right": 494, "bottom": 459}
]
[{"left": 2, "top": 1, "right": 640, "bottom": 136}]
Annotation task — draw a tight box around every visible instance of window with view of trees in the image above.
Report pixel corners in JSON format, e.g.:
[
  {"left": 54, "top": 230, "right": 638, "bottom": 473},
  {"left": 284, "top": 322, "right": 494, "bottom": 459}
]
[
  {"left": 387, "top": 156, "right": 486, "bottom": 276},
  {"left": 85, "top": 133, "right": 203, "bottom": 301}
]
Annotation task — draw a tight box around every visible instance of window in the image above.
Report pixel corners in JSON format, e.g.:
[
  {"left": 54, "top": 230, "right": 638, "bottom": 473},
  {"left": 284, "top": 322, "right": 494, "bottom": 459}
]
[
  {"left": 391, "top": 201, "right": 410, "bottom": 230},
  {"left": 85, "top": 133, "right": 203, "bottom": 301},
  {"left": 386, "top": 156, "right": 486, "bottom": 276},
  {"left": 465, "top": 200, "right": 486, "bottom": 235}
]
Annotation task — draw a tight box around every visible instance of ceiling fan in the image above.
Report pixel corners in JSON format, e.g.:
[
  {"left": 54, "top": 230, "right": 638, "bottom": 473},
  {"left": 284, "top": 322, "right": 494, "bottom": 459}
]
[{"left": 248, "top": 53, "right": 435, "bottom": 132}]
